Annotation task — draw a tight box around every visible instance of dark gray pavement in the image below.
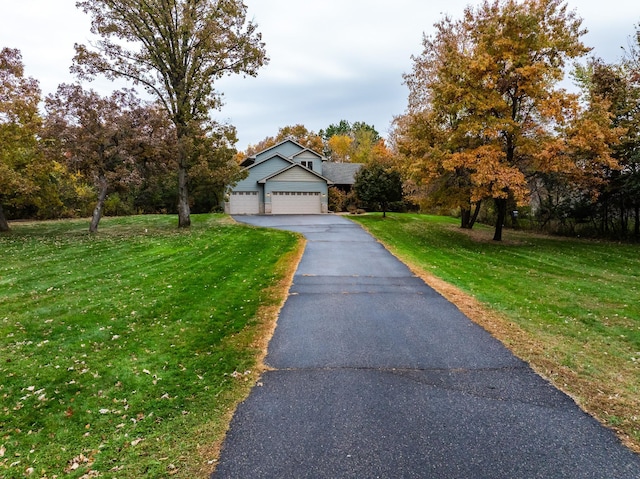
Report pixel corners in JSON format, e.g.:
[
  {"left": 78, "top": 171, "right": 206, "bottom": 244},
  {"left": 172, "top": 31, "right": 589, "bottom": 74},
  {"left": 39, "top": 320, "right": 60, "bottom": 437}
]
[{"left": 212, "top": 215, "right": 640, "bottom": 478}]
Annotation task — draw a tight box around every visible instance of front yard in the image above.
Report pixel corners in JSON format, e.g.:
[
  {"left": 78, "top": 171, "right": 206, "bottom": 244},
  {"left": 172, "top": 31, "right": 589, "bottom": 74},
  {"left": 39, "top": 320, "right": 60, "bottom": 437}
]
[{"left": 0, "top": 214, "right": 301, "bottom": 478}]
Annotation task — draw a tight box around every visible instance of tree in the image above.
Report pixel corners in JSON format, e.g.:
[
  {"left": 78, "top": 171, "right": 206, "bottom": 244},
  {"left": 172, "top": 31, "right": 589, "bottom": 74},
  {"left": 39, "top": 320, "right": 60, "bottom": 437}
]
[
  {"left": 353, "top": 162, "right": 403, "bottom": 217},
  {"left": 392, "top": 107, "right": 482, "bottom": 229},
  {"left": 73, "top": 0, "right": 268, "bottom": 227},
  {"left": 327, "top": 134, "right": 353, "bottom": 162},
  {"left": 320, "top": 120, "right": 381, "bottom": 162},
  {"left": 0, "top": 48, "right": 43, "bottom": 232},
  {"left": 402, "top": 0, "right": 609, "bottom": 240},
  {"left": 189, "top": 122, "right": 246, "bottom": 213},
  {"left": 320, "top": 120, "right": 352, "bottom": 140},
  {"left": 624, "top": 25, "right": 640, "bottom": 238},
  {"left": 44, "top": 85, "right": 174, "bottom": 232},
  {"left": 320, "top": 120, "right": 380, "bottom": 144}
]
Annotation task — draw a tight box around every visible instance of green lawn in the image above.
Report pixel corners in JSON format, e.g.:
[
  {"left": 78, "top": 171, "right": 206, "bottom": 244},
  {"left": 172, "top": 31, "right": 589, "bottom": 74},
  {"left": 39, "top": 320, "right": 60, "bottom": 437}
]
[
  {"left": 351, "top": 213, "right": 640, "bottom": 451},
  {"left": 0, "top": 214, "right": 300, "bottom": 478}
]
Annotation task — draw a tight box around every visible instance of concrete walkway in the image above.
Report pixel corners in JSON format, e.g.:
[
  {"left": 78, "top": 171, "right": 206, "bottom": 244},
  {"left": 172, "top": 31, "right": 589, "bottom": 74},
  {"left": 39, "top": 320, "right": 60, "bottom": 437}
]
[{"left": 212, "top": 215, "right": 640, "bottom": 478}]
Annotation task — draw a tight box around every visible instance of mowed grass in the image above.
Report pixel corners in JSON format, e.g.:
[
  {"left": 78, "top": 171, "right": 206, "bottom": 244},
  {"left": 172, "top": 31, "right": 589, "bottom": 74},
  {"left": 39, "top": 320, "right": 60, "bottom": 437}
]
[
  {"left": 351, "top": 213, "right": 640, "bottom": 451},
  {"left": 0, "top": 214, "right": 300, "bottom": 478}
]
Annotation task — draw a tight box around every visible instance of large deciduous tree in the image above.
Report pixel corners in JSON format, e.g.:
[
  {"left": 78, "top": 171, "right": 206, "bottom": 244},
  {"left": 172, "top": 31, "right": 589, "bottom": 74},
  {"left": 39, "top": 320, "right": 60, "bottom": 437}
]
[
  {"left": 400, "top": 0, "right": 615, "bottom": 240},
  {"left": 0, "top": 48, "right": 43, "bottom": 232},
  {"left": 44, "top": 85, "right": 175, "bottom": 233},
  {"left": 73, "top": 0, "right": 268, "bottom": 227}
]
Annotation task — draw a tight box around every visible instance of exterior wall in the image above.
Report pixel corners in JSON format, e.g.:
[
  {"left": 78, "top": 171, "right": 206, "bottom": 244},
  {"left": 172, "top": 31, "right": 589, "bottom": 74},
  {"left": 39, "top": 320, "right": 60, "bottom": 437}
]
[
  {"left": 270, "top": 167, "right": 321, "bottom": 182},
  {"left": 233, "top": 156, "right": 290, "bottom": 204},
  {"left": 292, "top": 151, "right": 322, "bottom": 173},
  {"left": 254, "top": 142, "right": 304, "bottom": 162},
  {"left": 236, "top": 156, "right": 291, "bottom": 189}
]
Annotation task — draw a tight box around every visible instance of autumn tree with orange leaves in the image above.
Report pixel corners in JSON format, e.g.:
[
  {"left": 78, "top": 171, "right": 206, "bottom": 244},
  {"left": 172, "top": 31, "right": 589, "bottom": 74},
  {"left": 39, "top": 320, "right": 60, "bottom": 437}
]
[
  {"left": 0, "top": 48, "right": 43, "bottom": 232},
  {"left": 397, "top": 0, "right": 619, "bottom": 240}
]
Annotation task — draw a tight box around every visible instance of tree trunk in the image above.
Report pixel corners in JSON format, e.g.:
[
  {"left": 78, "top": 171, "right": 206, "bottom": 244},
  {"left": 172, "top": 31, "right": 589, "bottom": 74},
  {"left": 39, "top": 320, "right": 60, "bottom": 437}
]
[
  {"left": 462, "top": 201, "right": 482, "bottom": 229},
  {"left": 620, "top": 199, "right": 628, "bottom": 236},
  {"left": 461, "top": 207, "right": 471, "bottom": 229},
  {"left": 602, "top": 199, "right": 609, "bottom": 234},
  {"left": 89, "top": 175, "right": 108, "bottom": 234},
  {"left": 634, "top": 204, "right": 639, "bottom": 239},
  {"left": 469, "top": 200, "right": 481, "bottom": 229},
  {"left": 0, "top": 204, "right": 10, "bottom": 232},
  {"left": 493, "top": 198, "right": 507, "bottom": 241},
  {"left": 177, "top": 164, "right": 191, "bottom": 227},
  {"left": 176, "top": 121, "right": 191, "bottom": 228}
]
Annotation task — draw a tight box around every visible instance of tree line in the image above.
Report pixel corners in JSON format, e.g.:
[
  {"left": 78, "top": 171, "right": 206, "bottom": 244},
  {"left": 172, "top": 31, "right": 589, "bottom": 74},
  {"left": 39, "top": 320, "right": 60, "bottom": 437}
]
[
  {"left": 392, "top": 0, "right": 640, "bottom": 241},
  {"left": 3, "top": 0, "right": 639, "bottom": 241},
  {"left": 1, "top": 0, "right": 398, "bottom": 233},
  {"left": 1, "top": 37, "right": 394, "bottom": 230},
  {"left": 1, "top": 0, "right": 267, "bottom": 233}
]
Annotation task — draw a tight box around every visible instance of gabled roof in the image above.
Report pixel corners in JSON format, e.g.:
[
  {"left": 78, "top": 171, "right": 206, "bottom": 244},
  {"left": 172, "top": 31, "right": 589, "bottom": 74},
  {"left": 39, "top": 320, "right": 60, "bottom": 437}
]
[
  {"left": 249, "top": 139, "right": 307, "bottom": 159},
  {"left": 240, "top": 139, "right": 326, "bottom": 167},
  {"left": 242, "top": 152, "right": 293, "bottom": 170},
  {"left": 240, "top": 157, "right": 256, "bottom": 167},
  {"left": 321, "top": 162, "right": 363, "bottom": 185},
  {"left": 257, "top": 163, "right": 333, "bottom": 185}
]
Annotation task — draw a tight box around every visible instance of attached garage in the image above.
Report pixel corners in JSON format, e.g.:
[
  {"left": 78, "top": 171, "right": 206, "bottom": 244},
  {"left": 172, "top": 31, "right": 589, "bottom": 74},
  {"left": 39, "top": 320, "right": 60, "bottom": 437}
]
[
  {"left": 271, "top": 192, "right": 322, "bottom": 214},
  {"left": 229, "top": 191, "right": 259, "bottom": 215}
]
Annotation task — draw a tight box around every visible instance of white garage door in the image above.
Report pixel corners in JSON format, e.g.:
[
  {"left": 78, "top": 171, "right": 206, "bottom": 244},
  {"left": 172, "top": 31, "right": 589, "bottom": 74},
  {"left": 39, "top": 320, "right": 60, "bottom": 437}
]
[
  {"left": 229, "top": 191, "right": 259, "bottom": 214},
  {"left": 271, "top": 192, "right": 321, "bottom": 214}
]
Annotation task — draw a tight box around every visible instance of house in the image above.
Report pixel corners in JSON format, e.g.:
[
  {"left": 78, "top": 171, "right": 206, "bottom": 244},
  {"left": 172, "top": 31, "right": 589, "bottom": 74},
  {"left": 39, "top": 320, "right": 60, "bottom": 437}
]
[{"left": 226, "top": 139, "right": 362, "bottom": 215}]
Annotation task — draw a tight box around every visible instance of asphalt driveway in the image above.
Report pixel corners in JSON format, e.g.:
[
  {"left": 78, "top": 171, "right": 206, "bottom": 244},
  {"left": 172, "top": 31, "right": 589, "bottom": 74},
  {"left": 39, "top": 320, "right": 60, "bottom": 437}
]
[{"left": 212, "top": 215, "right": 640, "bottom": 478}]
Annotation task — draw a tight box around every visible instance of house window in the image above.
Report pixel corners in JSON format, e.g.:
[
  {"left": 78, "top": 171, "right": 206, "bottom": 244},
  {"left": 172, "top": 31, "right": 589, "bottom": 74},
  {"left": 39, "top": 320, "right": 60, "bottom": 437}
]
[{"left": 300, "top": 160, "right": 312, "bottom": 169}]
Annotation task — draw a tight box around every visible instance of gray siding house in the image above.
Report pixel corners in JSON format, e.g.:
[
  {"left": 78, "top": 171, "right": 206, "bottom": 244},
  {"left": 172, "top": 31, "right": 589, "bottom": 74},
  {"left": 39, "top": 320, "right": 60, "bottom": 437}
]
[{"left": 226, "top": 139, "right": 363, "bottom": 215}]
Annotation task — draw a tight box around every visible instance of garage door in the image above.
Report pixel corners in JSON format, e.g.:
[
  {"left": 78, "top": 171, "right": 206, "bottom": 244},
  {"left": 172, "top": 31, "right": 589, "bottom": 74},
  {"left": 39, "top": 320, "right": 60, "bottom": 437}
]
[
  {"left": 229, "top": 191, "right": 259, "bottom": 214},
  {"left": 271, "top": 192, "right": 321, "bottom": 214}
]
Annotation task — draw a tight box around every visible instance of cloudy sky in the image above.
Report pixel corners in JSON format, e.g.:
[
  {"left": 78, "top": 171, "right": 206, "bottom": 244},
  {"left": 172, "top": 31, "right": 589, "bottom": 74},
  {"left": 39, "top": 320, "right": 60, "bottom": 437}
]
[{"left": 2, "top": 1, "right": 640, "bottom": 150}]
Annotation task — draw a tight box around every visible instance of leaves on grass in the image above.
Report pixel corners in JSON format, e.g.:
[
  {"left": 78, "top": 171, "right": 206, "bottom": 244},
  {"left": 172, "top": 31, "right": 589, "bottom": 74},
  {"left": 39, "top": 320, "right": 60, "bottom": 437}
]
[{"left": 0, "top": 215, "right": 300, "bottom": 476}]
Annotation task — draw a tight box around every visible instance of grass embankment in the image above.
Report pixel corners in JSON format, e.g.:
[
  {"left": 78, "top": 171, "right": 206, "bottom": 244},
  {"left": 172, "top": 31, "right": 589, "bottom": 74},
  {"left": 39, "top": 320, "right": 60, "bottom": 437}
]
[
  {"left": 351, "top": 213, "right": 640, "bottom": 452},
  {"left": 0, "top": 214, "right": 301, "bottom": 478}
]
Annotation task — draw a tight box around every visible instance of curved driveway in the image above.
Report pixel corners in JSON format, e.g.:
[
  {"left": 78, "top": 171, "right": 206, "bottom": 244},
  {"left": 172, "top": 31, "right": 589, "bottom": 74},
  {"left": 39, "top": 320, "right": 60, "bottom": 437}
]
[{"left": 213, "top": 215, "right": 640, "bottom": 478}]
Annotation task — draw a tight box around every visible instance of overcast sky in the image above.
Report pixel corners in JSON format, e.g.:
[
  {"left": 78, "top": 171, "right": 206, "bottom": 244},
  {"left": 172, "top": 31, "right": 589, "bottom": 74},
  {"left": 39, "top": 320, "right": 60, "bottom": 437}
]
[{"left": 1, "top": 1, "right": 639, "bottom": 150}]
